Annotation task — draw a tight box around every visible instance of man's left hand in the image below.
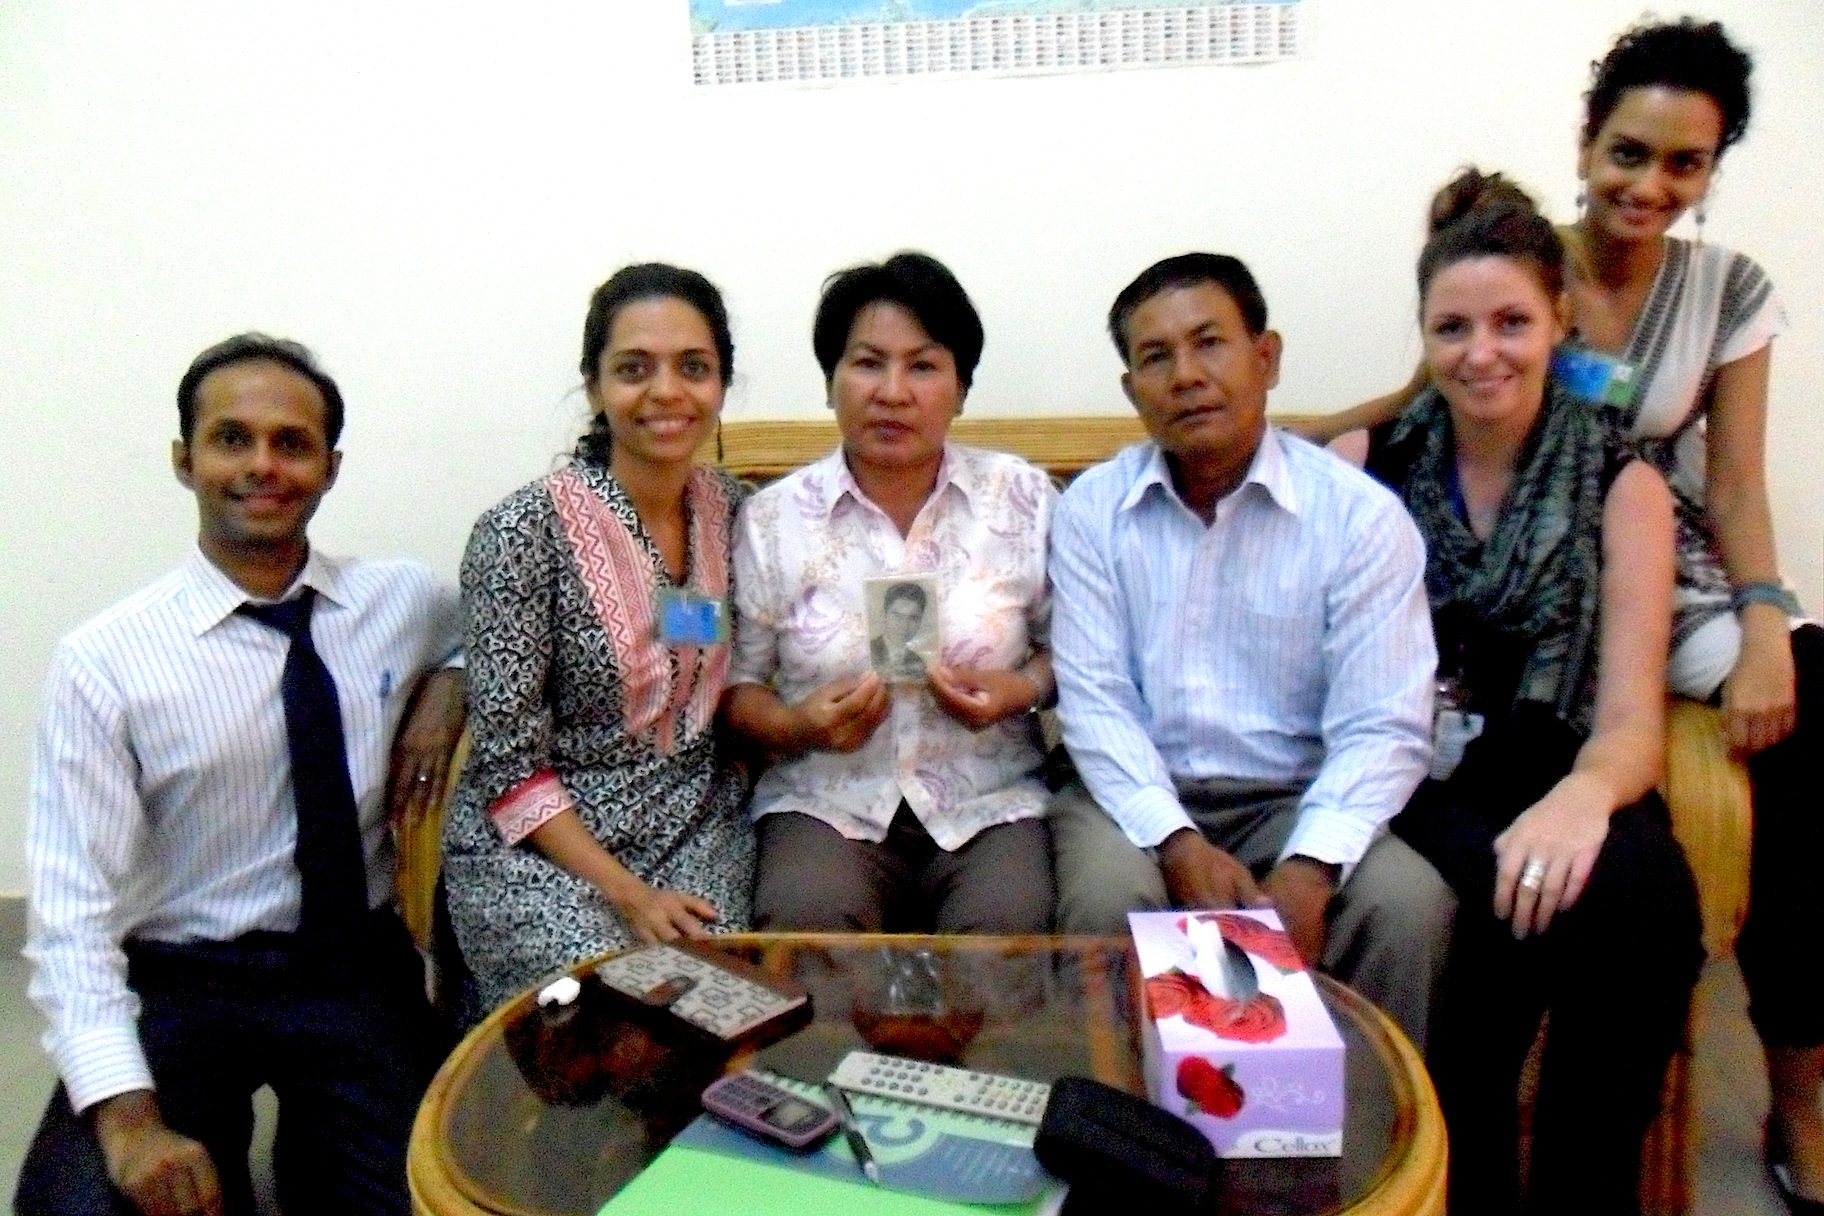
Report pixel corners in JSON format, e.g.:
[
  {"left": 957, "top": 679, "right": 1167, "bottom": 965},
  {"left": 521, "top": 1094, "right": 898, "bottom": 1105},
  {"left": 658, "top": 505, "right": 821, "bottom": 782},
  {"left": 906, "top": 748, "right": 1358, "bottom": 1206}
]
[
  {"left": 1260, "top": 857, "right": 1336, "bottom": 966},
  {"left": 386, "top": 668, "right": 467, "bottom": 826}
]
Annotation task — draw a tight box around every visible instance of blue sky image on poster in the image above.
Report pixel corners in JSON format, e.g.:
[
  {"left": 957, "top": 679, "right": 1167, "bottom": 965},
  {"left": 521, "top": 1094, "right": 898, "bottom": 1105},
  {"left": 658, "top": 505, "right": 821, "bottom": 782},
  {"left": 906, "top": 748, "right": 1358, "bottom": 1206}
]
[{"left": 692, "top": 1, "right": 1296, "bottom": 35}]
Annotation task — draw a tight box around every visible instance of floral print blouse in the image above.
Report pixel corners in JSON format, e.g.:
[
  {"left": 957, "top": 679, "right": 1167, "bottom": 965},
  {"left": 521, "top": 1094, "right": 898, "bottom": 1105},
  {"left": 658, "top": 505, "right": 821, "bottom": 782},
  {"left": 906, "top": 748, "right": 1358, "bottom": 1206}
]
[{"left": 729, "top": 444, "right": 1057, "bottom": 851}]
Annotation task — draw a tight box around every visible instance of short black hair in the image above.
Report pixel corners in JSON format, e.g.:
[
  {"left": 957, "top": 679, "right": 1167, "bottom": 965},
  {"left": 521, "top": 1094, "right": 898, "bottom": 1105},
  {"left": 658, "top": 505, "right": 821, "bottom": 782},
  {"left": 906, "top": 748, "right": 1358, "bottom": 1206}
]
[
  {"left": 812, "top": 252, "right": 984, "bottom": 391},
  {"left": 1107, "top": 253, "right": 1269, "bottom": 364},
  {"left": 1584, "top": 18, "right": 1753, "bottom": 154},
  {"left": 177, "top": 333, "right": 344, "bottom": 447},
  {"left": 574, "top": 263, "right": 735, "bottom": 467},
  {"left": 883, "top": 581, "right": 928, "bottom": 615}
]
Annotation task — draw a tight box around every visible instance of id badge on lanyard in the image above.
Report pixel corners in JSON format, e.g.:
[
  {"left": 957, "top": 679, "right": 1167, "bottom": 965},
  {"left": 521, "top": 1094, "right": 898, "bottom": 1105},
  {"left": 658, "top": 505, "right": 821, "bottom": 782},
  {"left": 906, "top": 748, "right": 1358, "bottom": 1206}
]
[
  {"left": 655, "top": 587, "right": 729, "bottom": 647},
  {"left": 1551, "top": 344, "right": 1639, "bottom": 409}
]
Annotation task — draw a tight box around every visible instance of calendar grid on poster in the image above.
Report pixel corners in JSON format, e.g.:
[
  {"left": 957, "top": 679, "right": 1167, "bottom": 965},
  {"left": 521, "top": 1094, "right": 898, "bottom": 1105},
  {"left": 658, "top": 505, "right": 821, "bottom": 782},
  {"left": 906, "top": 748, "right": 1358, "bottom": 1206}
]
[{"left": 691, "top": 5, "right": 1304, "bottom": 88}]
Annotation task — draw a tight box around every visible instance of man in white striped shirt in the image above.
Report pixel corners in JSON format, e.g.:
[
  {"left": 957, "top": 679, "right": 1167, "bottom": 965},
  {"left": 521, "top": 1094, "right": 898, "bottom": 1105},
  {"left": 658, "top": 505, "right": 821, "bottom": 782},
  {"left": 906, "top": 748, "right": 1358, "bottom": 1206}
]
[
  {"left": 1048, "top": 255, "right": 1454, "bottom": 1049},
  {"left": 18, "top": 335, "right": 463, "bottom": 1216}
]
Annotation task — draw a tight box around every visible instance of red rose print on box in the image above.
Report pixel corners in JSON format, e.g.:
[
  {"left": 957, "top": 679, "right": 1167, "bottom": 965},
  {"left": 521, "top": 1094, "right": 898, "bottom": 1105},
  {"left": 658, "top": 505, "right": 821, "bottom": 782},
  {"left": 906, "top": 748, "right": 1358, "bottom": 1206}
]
[
  {"left": 1176, "top": 1056, "right": 1245, "bottom": 1119},
  {"left": 1144, "top": 971, "right": 1288, "bottom": 1044},
  {"left": 1176, "top": 912, "right": 1306, "bottom": 973},
  {"left": 1132, "top": 910, "right": 1345, "bottom": 1158}
]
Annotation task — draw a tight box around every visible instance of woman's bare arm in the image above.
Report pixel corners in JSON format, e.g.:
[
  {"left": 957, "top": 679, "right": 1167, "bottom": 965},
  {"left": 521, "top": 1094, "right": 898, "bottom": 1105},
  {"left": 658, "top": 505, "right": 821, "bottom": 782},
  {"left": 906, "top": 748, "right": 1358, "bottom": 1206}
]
[
  {"left": 1281, "top": 361, "right": 1428, "bottom": 445},
  {"left": 524, "top": 810, "right": 717, "bottom": 943},
  {"left": 1703, "top": 344, "right": 1797, "bottom": 753},
  {"left": 1493, "top": 461, "right": 1675, "bottom": 936}
]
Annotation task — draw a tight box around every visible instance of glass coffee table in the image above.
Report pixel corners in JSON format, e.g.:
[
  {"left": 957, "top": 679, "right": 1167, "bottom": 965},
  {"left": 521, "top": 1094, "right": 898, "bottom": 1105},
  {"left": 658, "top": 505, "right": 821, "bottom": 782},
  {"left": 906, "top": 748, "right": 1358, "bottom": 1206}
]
[{"left": 407, "top": 934, "right": 1444, "bottom": 1216}]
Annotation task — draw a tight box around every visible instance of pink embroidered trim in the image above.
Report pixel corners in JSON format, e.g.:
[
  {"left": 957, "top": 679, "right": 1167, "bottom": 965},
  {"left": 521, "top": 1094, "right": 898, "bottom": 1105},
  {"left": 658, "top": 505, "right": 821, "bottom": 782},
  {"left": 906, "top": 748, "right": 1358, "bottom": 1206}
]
[
  {"left": 545, "top": 467, "right": 731, "bottom": 754},
  {"left": 489, "top": 769, "right": 572, "bottom": 846}
]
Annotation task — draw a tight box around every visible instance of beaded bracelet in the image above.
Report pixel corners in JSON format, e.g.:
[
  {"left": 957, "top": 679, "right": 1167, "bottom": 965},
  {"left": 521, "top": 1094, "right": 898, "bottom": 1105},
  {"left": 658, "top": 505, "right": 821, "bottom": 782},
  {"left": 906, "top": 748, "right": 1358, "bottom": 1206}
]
[{"left": 1730, "top": 580, "right": 1801, "bottom": 617}]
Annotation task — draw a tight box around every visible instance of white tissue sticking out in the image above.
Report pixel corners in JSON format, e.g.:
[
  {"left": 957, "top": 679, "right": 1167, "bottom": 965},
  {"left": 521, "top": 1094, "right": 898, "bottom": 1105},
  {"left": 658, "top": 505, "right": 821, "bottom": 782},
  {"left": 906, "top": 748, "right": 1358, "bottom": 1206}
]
[{"left": 1186, "top": 917, "right": 1231, "bottom": 999}]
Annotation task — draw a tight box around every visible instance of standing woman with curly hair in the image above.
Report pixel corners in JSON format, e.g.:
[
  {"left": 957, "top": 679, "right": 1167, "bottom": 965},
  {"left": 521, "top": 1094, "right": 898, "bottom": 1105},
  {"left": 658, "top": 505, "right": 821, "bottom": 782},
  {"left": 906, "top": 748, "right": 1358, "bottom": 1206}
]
[{"left": 1566, "top": 23, "right": 1822, "bottom": 1211}]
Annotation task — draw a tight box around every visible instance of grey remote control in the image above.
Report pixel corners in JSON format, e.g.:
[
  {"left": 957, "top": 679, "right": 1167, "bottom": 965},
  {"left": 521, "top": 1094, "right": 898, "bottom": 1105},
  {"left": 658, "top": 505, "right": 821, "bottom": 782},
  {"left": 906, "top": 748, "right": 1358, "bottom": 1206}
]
[{"left": 829, "top": 1050, "right": 1051, "bottom": 1125}]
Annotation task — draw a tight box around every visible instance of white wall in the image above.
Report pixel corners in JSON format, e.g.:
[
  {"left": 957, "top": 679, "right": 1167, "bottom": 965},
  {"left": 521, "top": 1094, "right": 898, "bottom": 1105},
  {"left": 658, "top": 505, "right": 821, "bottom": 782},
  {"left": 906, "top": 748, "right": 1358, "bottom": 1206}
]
[{"left": 2, "top": 1, "right": 1819, "bottom": 894}]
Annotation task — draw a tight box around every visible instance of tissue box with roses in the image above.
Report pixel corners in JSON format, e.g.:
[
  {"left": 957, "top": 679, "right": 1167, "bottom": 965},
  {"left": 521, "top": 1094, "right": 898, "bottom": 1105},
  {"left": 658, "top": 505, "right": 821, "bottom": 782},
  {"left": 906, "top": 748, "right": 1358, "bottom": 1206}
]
[{"left": 1129, "top": 909, "right": 1344, "bottom": 1158}]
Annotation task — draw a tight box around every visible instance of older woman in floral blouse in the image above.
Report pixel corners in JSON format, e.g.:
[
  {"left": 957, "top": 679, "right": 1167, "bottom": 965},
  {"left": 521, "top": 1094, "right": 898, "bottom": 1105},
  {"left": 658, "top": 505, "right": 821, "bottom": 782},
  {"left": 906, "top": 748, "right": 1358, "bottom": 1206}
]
[{"left": 723, "top": 251, "right": 1057, "bottom": 933}]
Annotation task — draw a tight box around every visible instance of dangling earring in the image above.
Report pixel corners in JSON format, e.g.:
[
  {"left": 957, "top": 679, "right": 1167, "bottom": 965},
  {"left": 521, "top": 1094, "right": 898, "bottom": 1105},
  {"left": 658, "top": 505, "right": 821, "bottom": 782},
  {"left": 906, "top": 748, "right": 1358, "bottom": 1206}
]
[
  {"left": 1575, "top": 187, "right": 1586, "bottom": 214},
  {"left": 1694, "top": 197, "right": 1708, "bottom": 247}
]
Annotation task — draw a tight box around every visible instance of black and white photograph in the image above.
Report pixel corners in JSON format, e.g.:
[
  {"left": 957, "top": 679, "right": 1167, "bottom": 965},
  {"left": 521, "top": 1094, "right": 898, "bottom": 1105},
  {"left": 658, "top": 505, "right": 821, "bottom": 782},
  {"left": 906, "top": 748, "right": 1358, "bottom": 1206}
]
[{"left": 865, "top": 574, "right": 940, "bottom": 683}]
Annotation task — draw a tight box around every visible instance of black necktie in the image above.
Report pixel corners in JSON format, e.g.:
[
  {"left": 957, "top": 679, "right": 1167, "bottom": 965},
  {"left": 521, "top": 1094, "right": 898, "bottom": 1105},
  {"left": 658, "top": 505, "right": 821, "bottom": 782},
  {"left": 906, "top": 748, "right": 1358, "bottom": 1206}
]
[{"left": 237, "top": 588, "right": 367, "bottom": 951}]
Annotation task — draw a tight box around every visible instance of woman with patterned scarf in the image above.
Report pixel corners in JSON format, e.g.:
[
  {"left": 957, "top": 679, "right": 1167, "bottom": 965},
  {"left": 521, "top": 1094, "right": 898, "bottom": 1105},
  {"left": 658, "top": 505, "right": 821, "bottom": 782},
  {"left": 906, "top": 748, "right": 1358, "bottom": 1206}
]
[
  {"left": 1366, "top": 170, "right": 1702, "bottom": 1216},
  {"left": 443, "top": 265, "right": 754, "bottom": 1017}
]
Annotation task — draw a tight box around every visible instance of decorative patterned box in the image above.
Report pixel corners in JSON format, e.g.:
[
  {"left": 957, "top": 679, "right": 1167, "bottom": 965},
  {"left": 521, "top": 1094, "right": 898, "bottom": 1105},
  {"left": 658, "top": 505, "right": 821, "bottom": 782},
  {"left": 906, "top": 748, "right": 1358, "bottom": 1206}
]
[{"left": 1130, "top": 909, "right": 1344, "bottom": 1158}]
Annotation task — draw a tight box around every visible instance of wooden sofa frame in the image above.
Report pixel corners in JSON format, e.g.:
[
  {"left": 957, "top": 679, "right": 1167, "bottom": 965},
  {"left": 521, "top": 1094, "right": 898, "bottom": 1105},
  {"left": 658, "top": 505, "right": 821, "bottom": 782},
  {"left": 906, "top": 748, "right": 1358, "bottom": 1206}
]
[{"left": 394, "top": 414, "right": 1752, "bottom": 1216}]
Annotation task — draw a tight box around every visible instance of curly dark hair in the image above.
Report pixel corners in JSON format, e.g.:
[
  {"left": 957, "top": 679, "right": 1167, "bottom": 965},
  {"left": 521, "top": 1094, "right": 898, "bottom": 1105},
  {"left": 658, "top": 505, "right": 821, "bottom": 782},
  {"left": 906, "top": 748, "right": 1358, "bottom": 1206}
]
[{"left": 1583, "top": 17, "right": 1753, "bottom": 153}]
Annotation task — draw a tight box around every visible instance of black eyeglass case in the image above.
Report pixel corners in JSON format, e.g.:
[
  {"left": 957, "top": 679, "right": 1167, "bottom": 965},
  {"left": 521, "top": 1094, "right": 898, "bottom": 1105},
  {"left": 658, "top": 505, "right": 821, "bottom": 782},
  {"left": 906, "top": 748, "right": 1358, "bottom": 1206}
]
[{"left": 1034, "top": 1075, "right": 1219, "bottom": 1213}]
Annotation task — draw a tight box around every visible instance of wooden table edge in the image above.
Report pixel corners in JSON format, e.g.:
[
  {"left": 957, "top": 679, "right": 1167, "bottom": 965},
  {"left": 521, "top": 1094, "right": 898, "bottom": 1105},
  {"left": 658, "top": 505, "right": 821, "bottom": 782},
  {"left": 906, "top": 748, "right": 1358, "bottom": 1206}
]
[
  {"left": 1318, "top": 979, "right": 1449, "bottom": 1216},
  {"left": 412, "top": 981, "right": 547, "bottom": 1216}
]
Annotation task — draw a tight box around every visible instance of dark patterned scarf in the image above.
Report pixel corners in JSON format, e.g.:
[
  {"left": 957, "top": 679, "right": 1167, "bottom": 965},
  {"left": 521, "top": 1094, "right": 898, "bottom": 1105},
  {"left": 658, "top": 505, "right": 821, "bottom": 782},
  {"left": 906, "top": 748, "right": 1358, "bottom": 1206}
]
[{"left": 1378, "top": 378, "right": 1624, "bottom": 735}]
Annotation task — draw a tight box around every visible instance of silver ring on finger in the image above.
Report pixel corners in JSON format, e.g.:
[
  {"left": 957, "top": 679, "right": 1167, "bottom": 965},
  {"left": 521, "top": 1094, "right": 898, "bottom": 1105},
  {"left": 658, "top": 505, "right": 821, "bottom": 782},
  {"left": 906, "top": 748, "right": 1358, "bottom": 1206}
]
[{"left": 1519, "top": 856, "right": 1547, "bottom": 892}]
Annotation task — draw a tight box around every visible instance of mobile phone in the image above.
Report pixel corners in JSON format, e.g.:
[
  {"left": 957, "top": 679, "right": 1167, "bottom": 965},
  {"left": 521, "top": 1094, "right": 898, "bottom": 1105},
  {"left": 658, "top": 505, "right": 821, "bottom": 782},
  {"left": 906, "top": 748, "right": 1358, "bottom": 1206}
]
[{"left": 700, "top": 1071, "right": 839, "bottom": 1151}]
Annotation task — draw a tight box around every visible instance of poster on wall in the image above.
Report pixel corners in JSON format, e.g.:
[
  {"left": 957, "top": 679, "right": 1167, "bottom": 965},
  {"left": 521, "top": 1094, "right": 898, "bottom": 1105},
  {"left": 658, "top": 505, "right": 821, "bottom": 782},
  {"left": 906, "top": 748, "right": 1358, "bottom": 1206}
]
[{"left": 690, "top": 1, "right": 1304, "bottom": 87}]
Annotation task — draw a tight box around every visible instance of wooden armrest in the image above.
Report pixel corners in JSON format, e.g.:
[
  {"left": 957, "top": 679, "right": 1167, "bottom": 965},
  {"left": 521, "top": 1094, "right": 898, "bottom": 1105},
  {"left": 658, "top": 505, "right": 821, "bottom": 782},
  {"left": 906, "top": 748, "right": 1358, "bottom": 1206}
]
[
  {"left": 1657, "top": 698, "right": 1753, "bottom": 958},
  {"left": 707, "top": 415, "right": 1153, "bottom": 482},
  {"left": 707, "top": 414, "right": 1335, "bottom": 485},
  {"left": 395, "top": 729, "right": 470, "bottom": 952}
]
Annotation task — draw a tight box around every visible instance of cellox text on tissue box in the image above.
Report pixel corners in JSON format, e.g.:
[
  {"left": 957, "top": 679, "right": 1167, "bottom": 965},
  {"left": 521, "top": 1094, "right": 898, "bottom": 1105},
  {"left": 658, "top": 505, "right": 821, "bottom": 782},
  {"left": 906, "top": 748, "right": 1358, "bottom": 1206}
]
[{"left": 1129, "top": 909, "right": 1344, "bottom": 1158}]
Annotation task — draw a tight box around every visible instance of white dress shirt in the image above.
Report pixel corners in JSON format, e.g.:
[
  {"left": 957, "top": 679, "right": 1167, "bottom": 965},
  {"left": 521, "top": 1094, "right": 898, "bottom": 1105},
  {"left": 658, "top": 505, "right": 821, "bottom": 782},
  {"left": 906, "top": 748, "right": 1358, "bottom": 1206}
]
[
  {"left": 1051, "top": 428, "right": 1435, "bottom": 867},
  {"left": 729, "top": 444, "right": 1056, "bottom": 850},
  {"left": 25, "top": 547, "right": 461, "bottom": 1113}
]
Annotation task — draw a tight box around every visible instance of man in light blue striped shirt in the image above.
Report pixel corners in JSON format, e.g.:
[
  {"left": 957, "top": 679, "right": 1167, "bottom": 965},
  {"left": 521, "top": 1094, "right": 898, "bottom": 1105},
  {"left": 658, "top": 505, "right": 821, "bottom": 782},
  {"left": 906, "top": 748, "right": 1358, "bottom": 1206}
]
[
  {"left": 1049, "top": 255, "right": 1454, "bottom": 1049},
  {"left": 18, "top": 335, "right": 464, "bottom": 1216}
]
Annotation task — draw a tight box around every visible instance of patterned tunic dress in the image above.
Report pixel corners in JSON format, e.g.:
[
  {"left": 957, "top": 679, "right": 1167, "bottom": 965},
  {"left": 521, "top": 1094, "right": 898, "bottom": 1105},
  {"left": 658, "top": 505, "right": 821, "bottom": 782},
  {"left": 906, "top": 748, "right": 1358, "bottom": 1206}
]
[{"left": 443, "top": 460, "right": 754, "bottom": 1012}]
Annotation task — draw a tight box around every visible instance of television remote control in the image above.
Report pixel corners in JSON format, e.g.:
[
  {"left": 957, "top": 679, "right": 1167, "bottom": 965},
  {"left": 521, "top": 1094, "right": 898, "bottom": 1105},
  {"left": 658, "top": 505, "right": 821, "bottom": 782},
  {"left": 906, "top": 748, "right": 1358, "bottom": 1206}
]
[{"left": 829, "top": 1051, "right": 1051, "bottom": 1125}]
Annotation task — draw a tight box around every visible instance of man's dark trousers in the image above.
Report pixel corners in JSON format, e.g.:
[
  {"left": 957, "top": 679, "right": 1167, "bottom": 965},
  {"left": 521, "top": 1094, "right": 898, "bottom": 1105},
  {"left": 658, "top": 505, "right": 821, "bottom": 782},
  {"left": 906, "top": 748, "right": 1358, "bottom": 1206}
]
[{"left": 15, "top": 909, "right": 438, "bottom": 1216}]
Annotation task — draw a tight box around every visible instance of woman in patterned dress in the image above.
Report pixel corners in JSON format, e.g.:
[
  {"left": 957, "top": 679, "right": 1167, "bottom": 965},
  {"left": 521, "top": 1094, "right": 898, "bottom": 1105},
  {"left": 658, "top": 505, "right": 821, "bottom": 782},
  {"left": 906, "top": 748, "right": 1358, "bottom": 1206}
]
[
  {"left": 444, "top": 265, "right": 753, "bottom": 1014},
  {"left": 1299, "top": 21, "right": 1824, "bottom": 1205}
]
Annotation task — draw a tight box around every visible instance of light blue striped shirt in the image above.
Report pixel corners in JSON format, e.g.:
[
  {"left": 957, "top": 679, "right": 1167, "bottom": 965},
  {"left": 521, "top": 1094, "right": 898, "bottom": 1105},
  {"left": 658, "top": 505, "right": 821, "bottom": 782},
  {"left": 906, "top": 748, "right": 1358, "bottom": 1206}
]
[
  {"left": 25, "top": 547, "right": 461, "bottom": 1113},
  {"left": 1051, "top": 427, "right": 1435, "bottom": 866}
]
